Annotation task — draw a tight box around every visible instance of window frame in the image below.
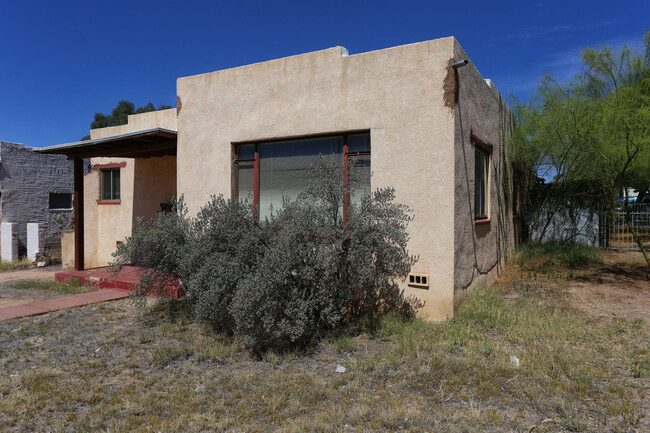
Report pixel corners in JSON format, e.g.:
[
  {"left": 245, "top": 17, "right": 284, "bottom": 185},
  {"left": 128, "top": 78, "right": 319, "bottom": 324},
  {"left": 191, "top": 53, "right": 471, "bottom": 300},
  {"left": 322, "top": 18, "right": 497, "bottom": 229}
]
[
  {"left": 98, "top": 164, "right": 123, "bottom": 204},
  {"left": 233, "top": 131, "right": 371, "bottom": 222},
  {"left": 472, "top": 135, "right": 491, "bottom": 223},
  {"left": 48, "top": 192, "right": 74, "bottom": 211}
]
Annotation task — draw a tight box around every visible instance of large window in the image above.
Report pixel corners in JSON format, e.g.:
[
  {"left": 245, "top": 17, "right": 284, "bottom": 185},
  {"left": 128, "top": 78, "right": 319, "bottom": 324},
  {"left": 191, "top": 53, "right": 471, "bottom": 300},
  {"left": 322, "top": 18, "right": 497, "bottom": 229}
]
[
  {"left": 101, "top": 168, "right": 121, "bottom": 201},
  {"left": 474, "top": 145, "right": 490, "bottom": 220},
  {"left": 234, "top": 132, "right": 371, "bottom": 220}
]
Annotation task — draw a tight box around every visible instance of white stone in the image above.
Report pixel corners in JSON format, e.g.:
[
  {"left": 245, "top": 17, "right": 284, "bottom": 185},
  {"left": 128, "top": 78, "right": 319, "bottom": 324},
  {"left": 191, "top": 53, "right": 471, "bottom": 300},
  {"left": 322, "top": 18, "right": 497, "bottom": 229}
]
[{"left": 335, "top": 365, "right": 346, "bottom": 373}]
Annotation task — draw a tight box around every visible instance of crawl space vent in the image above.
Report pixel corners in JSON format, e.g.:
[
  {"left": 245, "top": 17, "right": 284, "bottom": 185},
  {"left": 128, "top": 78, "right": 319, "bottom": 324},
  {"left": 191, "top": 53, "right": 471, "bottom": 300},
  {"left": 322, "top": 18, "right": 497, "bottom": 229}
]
[{"left": 408, "top": 273, "right": 429, "bottom": 289}]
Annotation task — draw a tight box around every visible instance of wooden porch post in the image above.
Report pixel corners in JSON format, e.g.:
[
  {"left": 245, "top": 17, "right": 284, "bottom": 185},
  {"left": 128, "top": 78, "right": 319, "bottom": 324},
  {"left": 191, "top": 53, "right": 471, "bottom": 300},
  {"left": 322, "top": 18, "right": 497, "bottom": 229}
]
[{"left": 73, "top": 158, "right": 85, "bottom": 271}]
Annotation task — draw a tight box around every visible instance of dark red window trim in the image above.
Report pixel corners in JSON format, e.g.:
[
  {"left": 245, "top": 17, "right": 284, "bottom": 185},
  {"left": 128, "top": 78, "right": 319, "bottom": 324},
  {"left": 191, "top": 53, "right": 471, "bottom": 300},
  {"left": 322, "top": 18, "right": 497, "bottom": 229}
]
[
  {"left": 233, "top": 131, "right": 370, "bottom": 223},
  {"left": 97, "top": 200, "right": 121, "bottom": 205},
  {"left": 94, "top": 162, "right": 127, "bottom": 170}
]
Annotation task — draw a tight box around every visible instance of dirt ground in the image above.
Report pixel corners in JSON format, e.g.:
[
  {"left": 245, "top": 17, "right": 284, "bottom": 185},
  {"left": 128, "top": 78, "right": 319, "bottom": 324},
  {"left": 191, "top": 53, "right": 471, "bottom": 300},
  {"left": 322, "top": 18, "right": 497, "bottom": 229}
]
[
  {"left": 0, "top": 266, "right": 61, "bottom": 308},
  {"left": 566, "top": 251, "right": 649, "bottom": 320},
  {"left": 0, "top": 251, "right": 647, "bottom": 432}
]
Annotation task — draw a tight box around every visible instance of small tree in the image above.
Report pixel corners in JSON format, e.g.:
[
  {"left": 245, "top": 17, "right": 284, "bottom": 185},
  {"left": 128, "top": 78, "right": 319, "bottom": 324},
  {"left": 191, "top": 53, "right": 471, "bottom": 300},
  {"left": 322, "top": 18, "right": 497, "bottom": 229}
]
[{"left": 511, "top": 30, "right": 650, "bottom": 267}]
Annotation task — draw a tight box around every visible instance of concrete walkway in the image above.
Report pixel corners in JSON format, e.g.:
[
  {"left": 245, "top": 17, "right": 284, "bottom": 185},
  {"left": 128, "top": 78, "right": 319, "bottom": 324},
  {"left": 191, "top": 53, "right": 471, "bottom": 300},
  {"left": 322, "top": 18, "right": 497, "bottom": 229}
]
[{"left": 0, "top": 289, "right": 129, "bottom": 321}]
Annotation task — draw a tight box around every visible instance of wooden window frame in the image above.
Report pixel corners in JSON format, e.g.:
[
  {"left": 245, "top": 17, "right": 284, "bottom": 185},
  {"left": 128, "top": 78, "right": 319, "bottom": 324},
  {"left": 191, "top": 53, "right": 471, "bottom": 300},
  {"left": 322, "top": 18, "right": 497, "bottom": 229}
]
[
  {"left": 233, "top": 131, "right": 370, "bottom": 222},
  {"left": 472, "top": 134, "right": 491, "bottom": 223},
  {"left": 98, "top": 167, "right": 122, "bottom": 204}
]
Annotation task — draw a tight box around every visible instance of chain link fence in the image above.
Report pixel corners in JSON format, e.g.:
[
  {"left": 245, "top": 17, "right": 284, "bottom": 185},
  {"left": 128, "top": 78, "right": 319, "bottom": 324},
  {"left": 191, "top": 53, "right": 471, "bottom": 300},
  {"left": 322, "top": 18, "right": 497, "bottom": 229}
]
[{"left": 532, "top": 203, "right": 650, "bottom": 251}]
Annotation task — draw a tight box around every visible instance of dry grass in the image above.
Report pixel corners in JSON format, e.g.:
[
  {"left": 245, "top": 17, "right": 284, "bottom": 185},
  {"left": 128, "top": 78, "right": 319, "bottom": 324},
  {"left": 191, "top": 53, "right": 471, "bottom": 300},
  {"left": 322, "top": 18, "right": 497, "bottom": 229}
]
[
  {"left": 0, "top": 252, "right": 647, "bottom": 432},
  {"left": 0, "top": 257, "right": 33, "bottom": 272}
]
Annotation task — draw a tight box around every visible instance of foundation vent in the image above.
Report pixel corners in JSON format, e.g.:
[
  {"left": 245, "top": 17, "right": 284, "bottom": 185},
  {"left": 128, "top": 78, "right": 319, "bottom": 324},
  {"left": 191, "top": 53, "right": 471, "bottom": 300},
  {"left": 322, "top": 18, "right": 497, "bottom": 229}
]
[{"left": 408, "top": 273, "right": 429, "bottom": 289}]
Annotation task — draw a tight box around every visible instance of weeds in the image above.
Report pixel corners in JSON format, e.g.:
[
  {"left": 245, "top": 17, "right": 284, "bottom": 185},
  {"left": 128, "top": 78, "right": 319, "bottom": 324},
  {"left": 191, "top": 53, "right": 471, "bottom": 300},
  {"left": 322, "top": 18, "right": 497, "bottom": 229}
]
[
  {"left": 0, "top": 257, "right": 33, "bottom": 272},
  {"left": 8, "top": 278, "right": 92, "bottom": 295},
  {"left": 516, "top": 241, "right": 603, "bottom": 270}
]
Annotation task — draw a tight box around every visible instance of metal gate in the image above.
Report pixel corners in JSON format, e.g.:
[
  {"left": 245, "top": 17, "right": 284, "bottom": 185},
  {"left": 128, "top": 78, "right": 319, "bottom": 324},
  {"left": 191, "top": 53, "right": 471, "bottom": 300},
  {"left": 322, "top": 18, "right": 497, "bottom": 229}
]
[{"left": 602, "top": 203, "right": 650, "bottom": 251}]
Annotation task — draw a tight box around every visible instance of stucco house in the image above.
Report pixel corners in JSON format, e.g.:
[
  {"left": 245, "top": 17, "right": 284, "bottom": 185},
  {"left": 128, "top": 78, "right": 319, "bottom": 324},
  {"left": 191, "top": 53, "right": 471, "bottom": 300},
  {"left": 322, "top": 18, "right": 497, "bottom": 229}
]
[
  {"left": 37, "top": 36, "right": 515, "bottom": 320},
  {"left": 0, "top": 141, "right": 74, "bottom": 261}
]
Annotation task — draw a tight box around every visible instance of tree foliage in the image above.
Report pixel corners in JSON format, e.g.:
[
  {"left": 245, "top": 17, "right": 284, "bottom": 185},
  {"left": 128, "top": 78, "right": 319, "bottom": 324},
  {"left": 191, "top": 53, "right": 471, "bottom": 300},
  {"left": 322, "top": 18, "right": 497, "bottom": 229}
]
[
  {"left": 113, "top": 157, "right": 420, "bottom": 352},
  {"left": 511, "top": 30, "right": 650, "bottom": 266}
]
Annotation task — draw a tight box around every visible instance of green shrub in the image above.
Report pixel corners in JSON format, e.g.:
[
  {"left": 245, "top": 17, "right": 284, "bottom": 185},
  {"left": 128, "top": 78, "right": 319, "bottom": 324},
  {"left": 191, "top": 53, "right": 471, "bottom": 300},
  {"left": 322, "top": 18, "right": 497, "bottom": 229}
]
[
  {"left": 516, "top": 241, "right": 602, "bottom": 270},
  {"left": 115, "top": 157, "right": 419, "bottom": 352}
]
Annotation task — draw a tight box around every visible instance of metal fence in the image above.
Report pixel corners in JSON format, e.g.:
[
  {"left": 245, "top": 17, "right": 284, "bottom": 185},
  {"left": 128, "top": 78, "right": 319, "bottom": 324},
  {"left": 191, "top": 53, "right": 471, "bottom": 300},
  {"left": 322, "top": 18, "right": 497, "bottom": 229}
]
[
  {"left": 532, "top": 203, "right": 650, "bottom": 251},
  {"left": 603, "top": 203, "right": 650, "bottom": 251}
]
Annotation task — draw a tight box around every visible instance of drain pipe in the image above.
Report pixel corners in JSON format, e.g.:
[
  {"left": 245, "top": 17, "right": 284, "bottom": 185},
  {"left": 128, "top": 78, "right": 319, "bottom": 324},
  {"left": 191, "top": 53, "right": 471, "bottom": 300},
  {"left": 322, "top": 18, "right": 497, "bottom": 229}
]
[{"left": 452, "top": 59, "right": 469, "bottom": 68}]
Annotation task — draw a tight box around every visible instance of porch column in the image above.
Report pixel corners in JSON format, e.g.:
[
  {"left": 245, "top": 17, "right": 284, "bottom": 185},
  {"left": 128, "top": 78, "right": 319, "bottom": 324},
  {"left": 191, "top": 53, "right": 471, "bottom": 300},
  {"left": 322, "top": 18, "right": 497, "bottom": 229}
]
[{"left": 73, "top": 158, "right": 85, "bottom": 271}]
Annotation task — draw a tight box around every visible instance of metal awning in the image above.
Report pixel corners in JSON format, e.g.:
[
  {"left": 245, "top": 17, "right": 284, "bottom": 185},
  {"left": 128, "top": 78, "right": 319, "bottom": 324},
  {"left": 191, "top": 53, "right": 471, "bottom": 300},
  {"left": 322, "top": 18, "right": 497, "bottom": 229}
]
[{"left": 35, "top": 128, "right": 177, "bottom": 159}]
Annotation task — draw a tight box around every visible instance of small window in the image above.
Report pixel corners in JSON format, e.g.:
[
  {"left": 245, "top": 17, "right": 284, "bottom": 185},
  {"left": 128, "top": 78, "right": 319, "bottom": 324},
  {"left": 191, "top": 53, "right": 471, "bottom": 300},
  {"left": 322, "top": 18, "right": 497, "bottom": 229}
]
[
  {"left": 49, "top": 193, "right": 73, "bottom": 210},
  {"left": 101, "top": 169, "right": 121, "bottom": 201},
  {"left": 474, "top": 147, "right": 489, "bottom": 220}
]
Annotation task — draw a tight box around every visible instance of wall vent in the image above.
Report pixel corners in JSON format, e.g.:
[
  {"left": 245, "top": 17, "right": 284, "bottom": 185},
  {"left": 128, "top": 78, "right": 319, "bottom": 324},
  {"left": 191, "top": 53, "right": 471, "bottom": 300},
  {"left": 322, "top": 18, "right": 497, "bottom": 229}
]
[{"left": 408, "top": 273, "right": 429, "bottom": 289}]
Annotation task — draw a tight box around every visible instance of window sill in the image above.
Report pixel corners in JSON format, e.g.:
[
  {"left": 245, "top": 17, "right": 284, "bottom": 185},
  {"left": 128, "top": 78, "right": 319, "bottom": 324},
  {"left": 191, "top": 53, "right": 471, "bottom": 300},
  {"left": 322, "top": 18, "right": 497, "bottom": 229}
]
[
  {"left": 97, "top": 200, "right": 121, "bottom": 205},
  {"left": 49, "top": 208, "right": 73, "bottom": 212},
  {"left": 474, "top": 218, "right": 490, "bottom": 225}
]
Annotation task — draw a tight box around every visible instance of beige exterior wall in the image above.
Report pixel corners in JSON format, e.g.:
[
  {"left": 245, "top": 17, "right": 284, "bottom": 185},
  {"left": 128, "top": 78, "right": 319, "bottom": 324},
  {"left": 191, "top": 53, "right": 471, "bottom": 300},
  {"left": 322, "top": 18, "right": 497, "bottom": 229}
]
[
  {"left": 452, "top": 40, "right": 515, "bottom": 309},
  {"left": 61, "top": 229, "right": 74, "bottom": 270},
  {"left": 177, "top": 38, "right": 458, "bottom": 320},
  {"left": 83, "top": 109, "right": 178, "bottom": 268},
  {"left": 89, "top": 109, "right": 177, "bottom": 140}
]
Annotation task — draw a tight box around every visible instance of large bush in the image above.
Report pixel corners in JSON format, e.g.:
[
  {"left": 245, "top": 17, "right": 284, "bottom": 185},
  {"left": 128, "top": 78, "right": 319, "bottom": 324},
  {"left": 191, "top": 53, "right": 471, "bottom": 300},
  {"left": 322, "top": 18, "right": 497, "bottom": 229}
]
[{"left": 114, "top": 157, "right": 420, "bottom": 351}]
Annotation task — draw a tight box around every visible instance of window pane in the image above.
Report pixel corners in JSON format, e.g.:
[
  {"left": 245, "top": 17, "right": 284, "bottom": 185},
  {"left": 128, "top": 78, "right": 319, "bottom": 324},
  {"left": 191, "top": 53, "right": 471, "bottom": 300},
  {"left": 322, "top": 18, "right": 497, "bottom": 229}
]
[
  {"left": 259, "top": 137, "right": 342, "bottom": 219},
  {"left": 101, "top": 170, "right": 112, "bottom": 201},
  {"left": 237, "top": 144, "right": 255, "bottom": 160},
  {"left": 348, "top": 133, "right": 370, "bottom": 153},
  {"left": 237, "top": 162, "right": 255, "bottom": 202},
  {"left": 349, "top": 154, "right": 371, "bottom": 209},
  {"left": 112, "top": 170, "right": 121, "bottom": 200},
  {"left": 49, "top": 193, "right": 72, "bottom": 209},
  {"left": 474, "top": 149, "right": 487, "bottom": 218}
]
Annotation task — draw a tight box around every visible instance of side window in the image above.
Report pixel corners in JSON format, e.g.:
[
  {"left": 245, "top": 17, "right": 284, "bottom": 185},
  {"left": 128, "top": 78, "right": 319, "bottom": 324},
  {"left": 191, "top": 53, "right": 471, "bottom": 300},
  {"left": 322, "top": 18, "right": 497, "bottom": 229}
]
[
  {"left": 101, "top": 168, "right": 121, "bottom": 201},
  {"left": 49, "top": 193, "right": 73, "bottom": 210},
  {"left": 474, "top": 146, "right": 490, "bottom": 220}
]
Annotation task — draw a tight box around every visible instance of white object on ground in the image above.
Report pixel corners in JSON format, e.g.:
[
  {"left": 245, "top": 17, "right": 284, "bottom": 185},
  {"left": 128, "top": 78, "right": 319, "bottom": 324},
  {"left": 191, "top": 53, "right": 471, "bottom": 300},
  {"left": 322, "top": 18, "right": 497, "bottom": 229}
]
[
  {"left": 335, "top": 365, "right": 346, "bottom": 373},
  {"left": 510, "top": 355, "right": 520, "bottom": 368}
]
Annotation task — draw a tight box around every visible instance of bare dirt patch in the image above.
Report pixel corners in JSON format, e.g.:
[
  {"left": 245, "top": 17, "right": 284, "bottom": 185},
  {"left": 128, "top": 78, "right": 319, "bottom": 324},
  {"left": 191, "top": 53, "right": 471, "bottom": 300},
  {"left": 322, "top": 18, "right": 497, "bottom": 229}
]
[{"left": 567, "top": 251, "right": 649, "bottom": 320}]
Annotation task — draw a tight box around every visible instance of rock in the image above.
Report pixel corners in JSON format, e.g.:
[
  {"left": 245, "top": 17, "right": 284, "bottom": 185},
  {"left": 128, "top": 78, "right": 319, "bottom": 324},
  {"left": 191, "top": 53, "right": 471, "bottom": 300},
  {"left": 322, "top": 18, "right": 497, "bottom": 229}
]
[
  {"left": 510, "top": 355, "right": 520, "bottom": 368},
  {"left": 335, "top": 365, "right": 346, "bottom": 373}
]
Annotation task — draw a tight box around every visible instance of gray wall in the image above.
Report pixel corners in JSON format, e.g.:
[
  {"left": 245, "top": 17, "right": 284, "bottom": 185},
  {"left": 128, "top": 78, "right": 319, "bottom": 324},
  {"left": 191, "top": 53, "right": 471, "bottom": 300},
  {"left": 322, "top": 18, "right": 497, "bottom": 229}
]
[{"left": 0, "top": 142, "right": 74, "bottom": 257}]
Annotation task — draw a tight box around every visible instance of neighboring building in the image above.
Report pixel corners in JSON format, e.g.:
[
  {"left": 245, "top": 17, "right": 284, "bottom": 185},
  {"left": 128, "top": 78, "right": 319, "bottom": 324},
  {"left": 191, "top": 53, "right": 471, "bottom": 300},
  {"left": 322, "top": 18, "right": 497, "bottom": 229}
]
[
  {"left": 0, "top": 141, "right": 74, "bottom": 261},
  {"left": 38, "top": 36, "right": 516, "bottom": 320}
]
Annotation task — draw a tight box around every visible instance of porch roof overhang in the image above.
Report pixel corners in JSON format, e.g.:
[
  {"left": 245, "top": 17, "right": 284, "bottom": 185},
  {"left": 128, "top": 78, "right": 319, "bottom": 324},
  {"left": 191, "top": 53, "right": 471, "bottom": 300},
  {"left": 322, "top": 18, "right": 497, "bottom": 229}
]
[{"left": 35, "top": 128, "right": 177, "bottom": 159}]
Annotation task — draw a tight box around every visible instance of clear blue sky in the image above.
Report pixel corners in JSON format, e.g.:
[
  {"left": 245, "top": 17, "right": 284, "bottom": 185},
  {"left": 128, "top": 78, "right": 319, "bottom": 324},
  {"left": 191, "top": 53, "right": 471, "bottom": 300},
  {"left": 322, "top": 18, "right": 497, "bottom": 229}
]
[{"left": 1, "top": 0, "right": 648, "bottom": 148}]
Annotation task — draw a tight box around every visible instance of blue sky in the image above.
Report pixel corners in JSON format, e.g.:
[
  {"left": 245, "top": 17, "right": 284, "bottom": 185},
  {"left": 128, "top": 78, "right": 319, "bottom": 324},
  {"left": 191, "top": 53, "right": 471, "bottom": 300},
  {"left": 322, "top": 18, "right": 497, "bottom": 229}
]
[{"left": 1, "top": 0, "right": 648, "bottom": 148}]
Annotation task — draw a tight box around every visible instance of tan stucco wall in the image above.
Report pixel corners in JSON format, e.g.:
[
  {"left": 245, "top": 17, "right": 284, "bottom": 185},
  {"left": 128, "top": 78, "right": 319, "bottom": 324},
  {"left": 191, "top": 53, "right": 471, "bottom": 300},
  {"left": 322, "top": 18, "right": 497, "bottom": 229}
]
[
  {"left": 83, "top": 158, "right": 135, "bottom": 268},
  {"left": 177, "top": 38, "right": 458, "bottom": 320},
  {"left": 61, "top": 229, "right": 74, "bottom": 270},
  {"left": 133, "top": 156, "right": 177, "bottom": 222},
  {"left": 89, "top": 108, "right": 177, "bottom": 140},
  {"left": 83, "top": 109, "right": 178, "bottom": 268},
  {"left": 452, "top": 40, "right": 515, "bottom": 309}
]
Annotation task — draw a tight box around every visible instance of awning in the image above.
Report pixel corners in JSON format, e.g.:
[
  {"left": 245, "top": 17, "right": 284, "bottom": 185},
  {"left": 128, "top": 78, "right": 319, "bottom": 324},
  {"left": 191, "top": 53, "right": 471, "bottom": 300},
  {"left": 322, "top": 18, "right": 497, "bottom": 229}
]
[{"left": 35, "top": 128, "right": 177, "bottom": 159}]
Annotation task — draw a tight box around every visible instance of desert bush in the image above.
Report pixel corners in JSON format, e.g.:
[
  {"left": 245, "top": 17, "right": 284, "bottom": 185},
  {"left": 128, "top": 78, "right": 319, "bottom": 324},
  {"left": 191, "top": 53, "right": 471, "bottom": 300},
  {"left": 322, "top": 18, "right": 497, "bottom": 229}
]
[
  {"left": 115, "top": 157, "right": 419, "bottom": 351},
  {"left": 112, "top": 197, "right": 189, "bottom": 302}
]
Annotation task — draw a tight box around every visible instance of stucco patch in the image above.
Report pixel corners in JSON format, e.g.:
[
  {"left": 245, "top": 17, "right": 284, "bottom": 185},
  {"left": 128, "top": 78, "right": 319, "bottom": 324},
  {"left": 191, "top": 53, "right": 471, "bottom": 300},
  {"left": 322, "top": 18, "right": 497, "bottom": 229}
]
[
  {"left": 443, "top": 58, "right": 456, "bottom": 109},
  {"left": 176, "top": 95, "right": 182, "bottom": 114}
]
